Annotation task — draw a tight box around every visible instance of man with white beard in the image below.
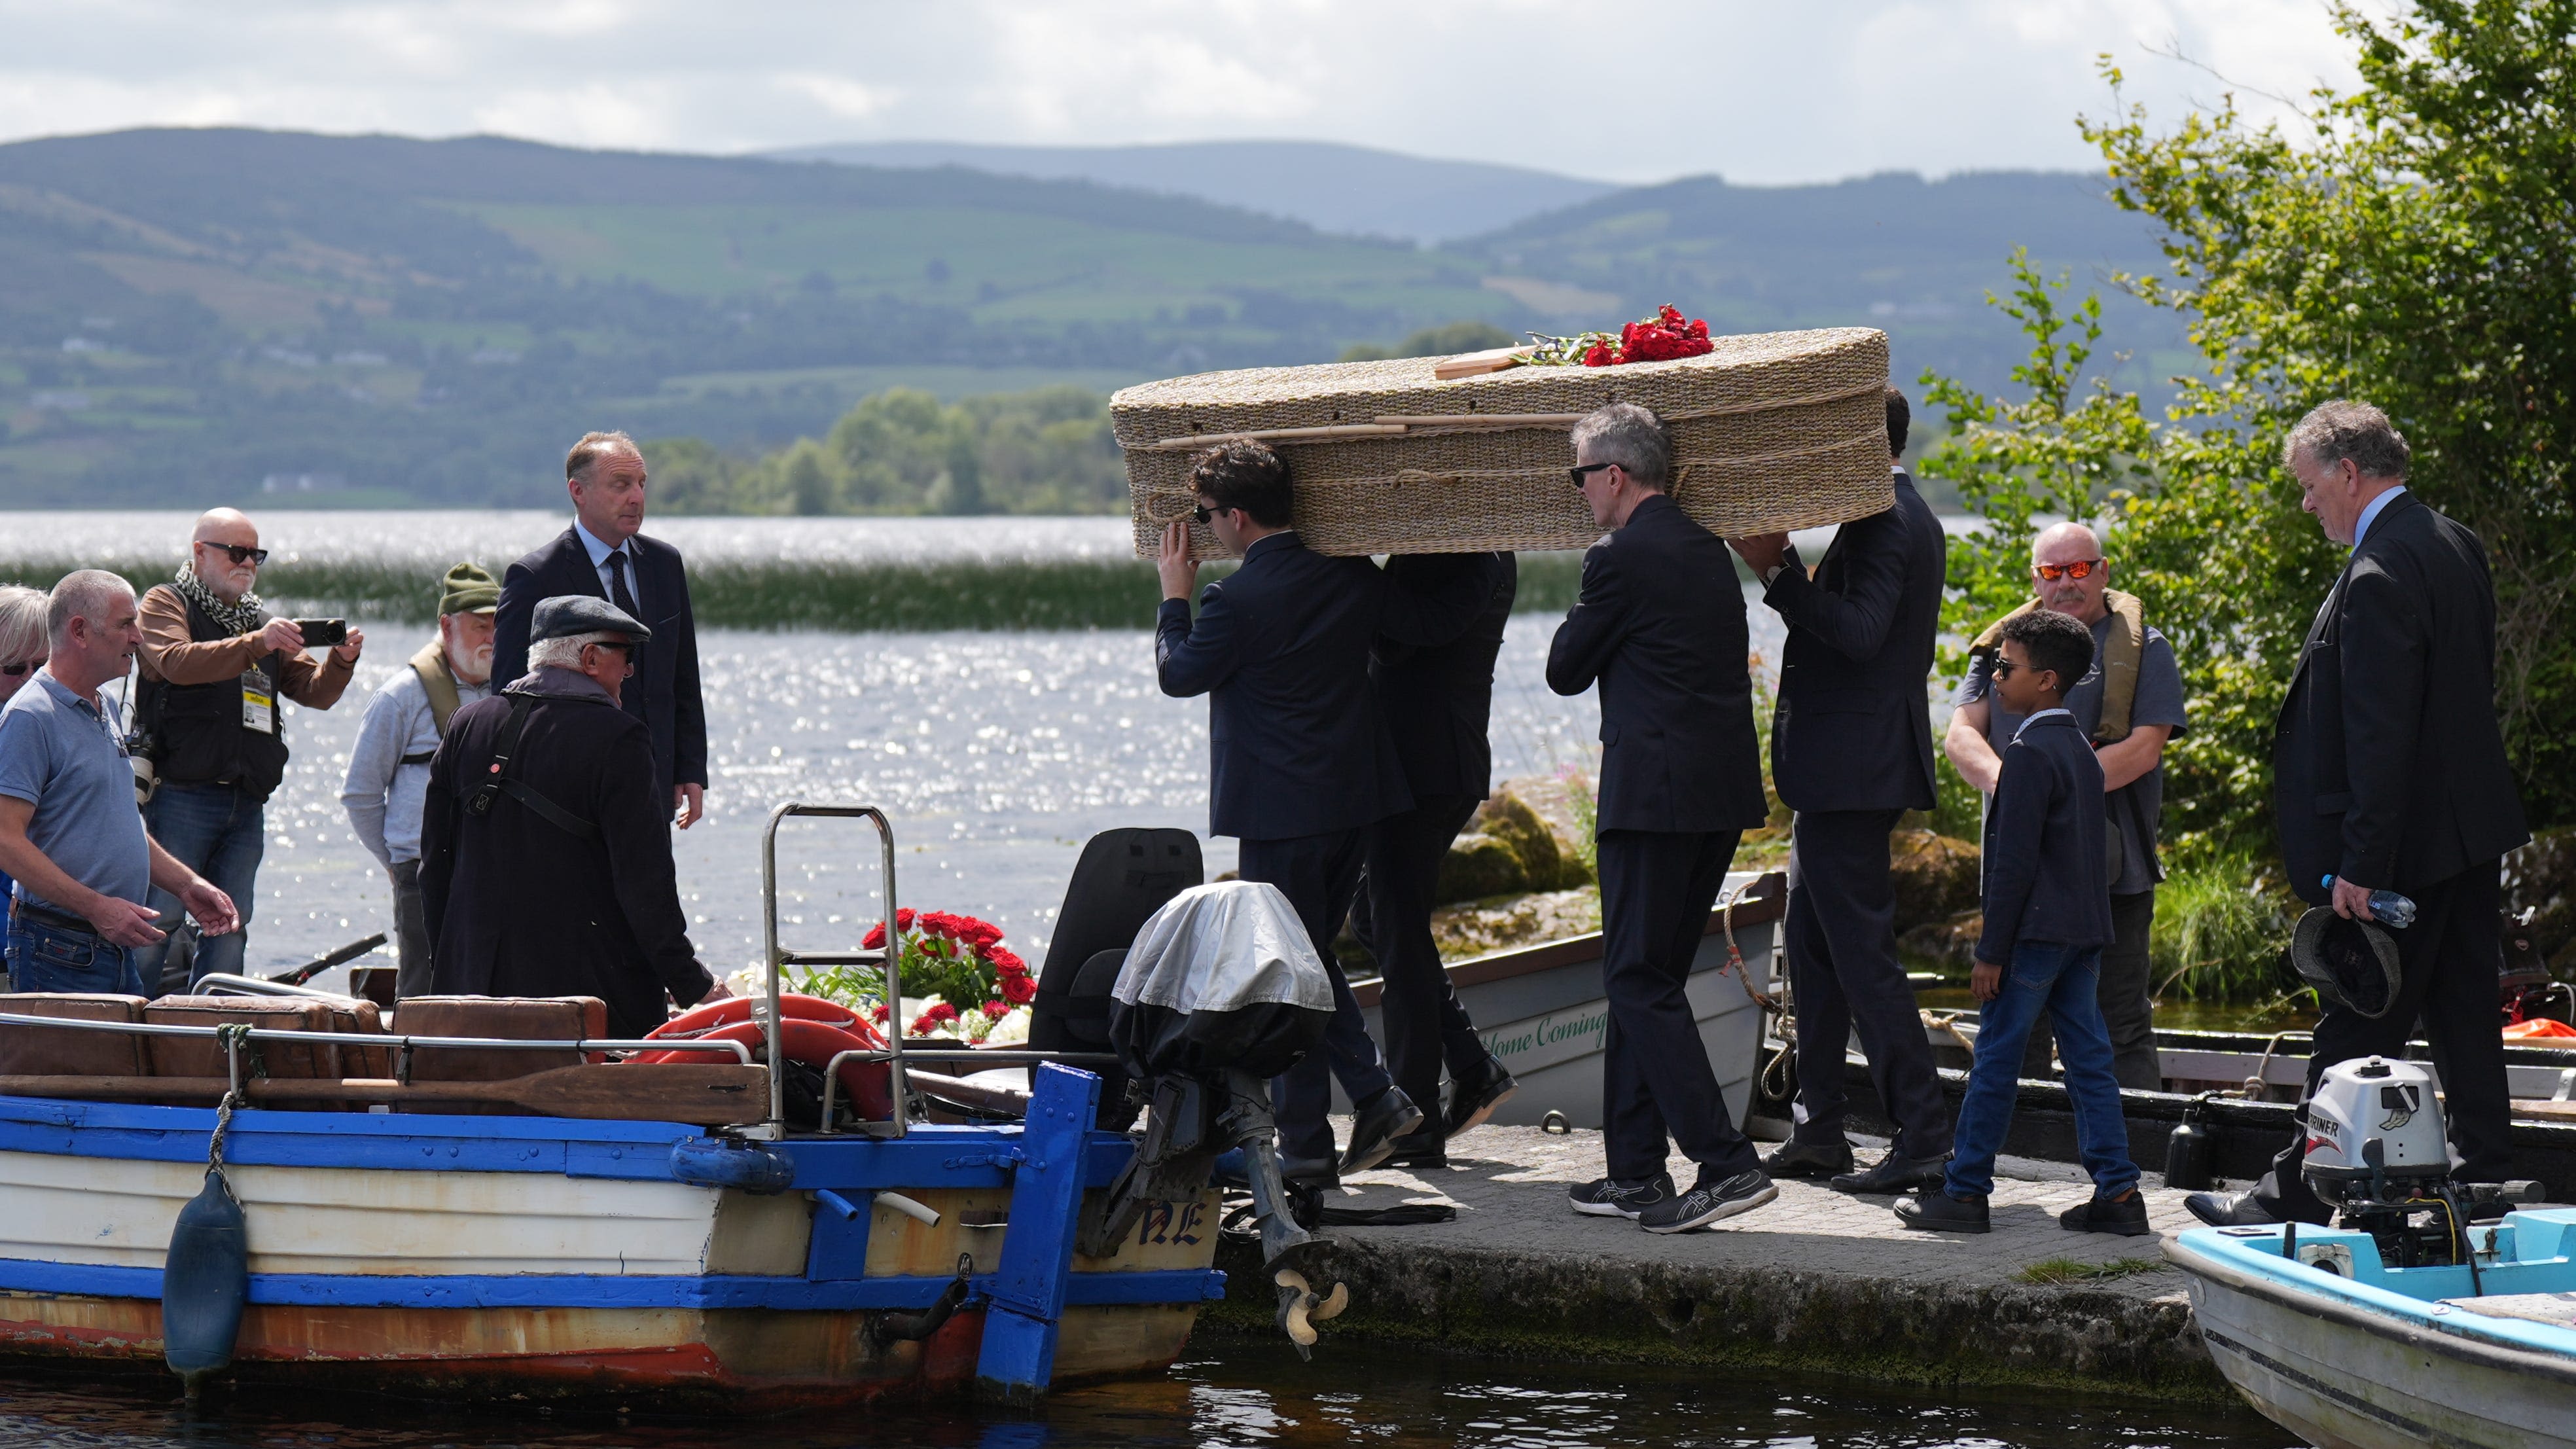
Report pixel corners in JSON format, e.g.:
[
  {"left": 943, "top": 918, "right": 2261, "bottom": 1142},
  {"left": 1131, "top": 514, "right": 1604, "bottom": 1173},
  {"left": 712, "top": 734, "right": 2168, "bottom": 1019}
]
[{"left": 342, "top": 564, "right": 499, "bottom": 997}]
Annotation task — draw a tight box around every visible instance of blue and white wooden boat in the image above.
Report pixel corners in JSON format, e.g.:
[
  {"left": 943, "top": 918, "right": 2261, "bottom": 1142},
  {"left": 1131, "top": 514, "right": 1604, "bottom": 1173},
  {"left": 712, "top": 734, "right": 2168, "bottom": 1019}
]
[
  {"left": 2167, "top": 1211, "right": 2576, "bottom": 1448},
  {"left": 0, "top": 804, "right": 1224, "bottom": 1409}
]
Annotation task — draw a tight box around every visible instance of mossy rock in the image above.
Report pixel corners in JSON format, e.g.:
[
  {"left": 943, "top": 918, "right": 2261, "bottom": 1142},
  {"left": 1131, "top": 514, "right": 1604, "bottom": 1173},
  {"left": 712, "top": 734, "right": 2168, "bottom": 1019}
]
[
  {"left": 1437, "top": 832, "right": 1528, "bottom": 903},
  {"left": 1890, "top": 828, "right": 1980, "bottom": 933}
]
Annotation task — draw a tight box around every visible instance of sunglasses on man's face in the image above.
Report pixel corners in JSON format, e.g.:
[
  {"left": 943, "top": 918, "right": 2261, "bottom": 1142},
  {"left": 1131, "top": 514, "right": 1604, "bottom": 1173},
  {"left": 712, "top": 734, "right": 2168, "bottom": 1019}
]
[
  {"left": 2033, "top": 558, "right": 2102, "bottom": 582},
  {"left": 1569, "top": 461, "right": 1619, "bottom": 490},
  {"left": 1191, "top": 504, "right": 1227, "bottom": 524},
  {"left": 201, "top": 542, "right": 270, "bottom": 567}
]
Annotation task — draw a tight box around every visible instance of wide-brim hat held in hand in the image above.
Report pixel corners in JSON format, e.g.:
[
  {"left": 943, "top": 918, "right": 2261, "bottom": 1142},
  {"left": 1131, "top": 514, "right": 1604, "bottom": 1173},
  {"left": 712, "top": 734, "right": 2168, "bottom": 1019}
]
[
  {"left": 530, "top": 594, "right": 651, "bottom": 644},
  {"left": 2291, "top": 907, "right": 2402, "bottom": 1018}
]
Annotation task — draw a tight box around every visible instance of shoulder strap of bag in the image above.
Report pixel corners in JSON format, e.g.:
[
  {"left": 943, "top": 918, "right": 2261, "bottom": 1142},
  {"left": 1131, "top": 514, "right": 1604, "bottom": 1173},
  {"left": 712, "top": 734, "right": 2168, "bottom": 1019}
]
[
  {"left": 408, "top": 639, "right": 463, "bottom": 740},
  {"left": 468, "top": 694, "right": 601, "bottom": 842},
  {"left": 2092, "top": 588, "right": 2146, "bottom": 745}
]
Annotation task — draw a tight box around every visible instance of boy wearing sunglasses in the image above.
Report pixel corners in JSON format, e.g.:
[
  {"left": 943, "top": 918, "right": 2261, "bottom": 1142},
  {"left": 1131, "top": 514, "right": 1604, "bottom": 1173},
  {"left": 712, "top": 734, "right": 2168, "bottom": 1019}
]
[{"left": 1899, "top": 607, "right": 2143, "bottom": 1235}]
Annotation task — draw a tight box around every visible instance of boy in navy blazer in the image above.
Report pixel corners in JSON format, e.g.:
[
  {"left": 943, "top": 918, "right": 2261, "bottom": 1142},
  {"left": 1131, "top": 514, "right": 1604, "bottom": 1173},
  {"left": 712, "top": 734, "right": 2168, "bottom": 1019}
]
[{"left": 1898, "top": 609, "right": 2144, "bottom": 1236}]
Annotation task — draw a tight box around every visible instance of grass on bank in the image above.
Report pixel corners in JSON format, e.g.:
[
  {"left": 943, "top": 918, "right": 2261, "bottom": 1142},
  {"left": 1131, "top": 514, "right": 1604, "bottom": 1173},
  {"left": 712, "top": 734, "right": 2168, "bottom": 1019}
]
[{"left": 2015, "top": 1257, "right": 2170, "bottom": 1287}]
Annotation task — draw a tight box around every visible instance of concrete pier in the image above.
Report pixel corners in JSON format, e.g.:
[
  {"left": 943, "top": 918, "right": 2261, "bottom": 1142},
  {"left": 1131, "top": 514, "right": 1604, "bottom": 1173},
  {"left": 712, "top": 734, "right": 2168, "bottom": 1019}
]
[{"left": 1209, "top": 1123, "right": 2230, "bottom": 1400}]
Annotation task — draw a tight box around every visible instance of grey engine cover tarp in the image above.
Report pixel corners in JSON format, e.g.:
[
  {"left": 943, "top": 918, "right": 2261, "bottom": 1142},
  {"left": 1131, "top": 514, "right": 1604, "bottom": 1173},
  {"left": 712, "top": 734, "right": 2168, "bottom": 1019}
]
[{"left": 1109, "top": 880, "right": 1334, "bottom": 1079}]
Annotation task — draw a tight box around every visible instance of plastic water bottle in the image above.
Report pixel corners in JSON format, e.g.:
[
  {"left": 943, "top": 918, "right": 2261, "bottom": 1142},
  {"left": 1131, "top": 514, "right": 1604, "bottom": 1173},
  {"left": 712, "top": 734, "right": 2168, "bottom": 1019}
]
[{"left": 2321, "top": 876, "right": 2418, "bottom": 929}]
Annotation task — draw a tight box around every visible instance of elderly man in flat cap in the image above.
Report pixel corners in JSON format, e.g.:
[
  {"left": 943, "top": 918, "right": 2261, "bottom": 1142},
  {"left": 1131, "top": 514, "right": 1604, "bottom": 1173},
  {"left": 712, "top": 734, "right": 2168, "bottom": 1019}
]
[
  {"left": 342, "top": 562, "right": 501, "bottom": 999},
  {"left": 419, "top": 595, "right": 726, "bottom": 1037}
]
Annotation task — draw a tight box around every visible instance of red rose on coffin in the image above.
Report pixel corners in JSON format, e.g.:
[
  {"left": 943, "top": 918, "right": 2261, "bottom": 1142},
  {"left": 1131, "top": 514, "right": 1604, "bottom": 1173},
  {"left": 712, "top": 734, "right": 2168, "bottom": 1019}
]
[
  {"left": 863, "top": 921, "right": 886, "bottom": 949},
  {"left": 956, "top": 919, "right": 1004, "bottom": 951},
  {"left": 983, "top": 1000, "right": 1009, "bottom": 1020},
  {"left": 988, "top": 946, "right": 1026, "bottom": 976},
  {"left": 1000, "top": 972, "right": 1037, "bottom": 1007}
]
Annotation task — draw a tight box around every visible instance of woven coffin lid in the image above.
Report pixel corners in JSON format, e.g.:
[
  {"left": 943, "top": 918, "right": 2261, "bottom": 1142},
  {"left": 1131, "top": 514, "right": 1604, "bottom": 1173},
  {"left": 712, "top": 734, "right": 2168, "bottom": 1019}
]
[
  {"left": 1114, "top": 327, "right": 1893, "bottom": 558},
  {"left": 0, "top": 993, "right": 148, "bottom": 1076},
  {"left": 143, "top": 996, "right": 340, "bottom": 1079}
]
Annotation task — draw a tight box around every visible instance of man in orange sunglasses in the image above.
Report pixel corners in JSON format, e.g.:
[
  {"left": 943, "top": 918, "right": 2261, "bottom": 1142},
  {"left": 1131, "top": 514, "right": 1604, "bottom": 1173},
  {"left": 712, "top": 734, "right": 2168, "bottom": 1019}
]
[{"left": 1945, "top": 522, "right": 2187, "bottom": 1090}]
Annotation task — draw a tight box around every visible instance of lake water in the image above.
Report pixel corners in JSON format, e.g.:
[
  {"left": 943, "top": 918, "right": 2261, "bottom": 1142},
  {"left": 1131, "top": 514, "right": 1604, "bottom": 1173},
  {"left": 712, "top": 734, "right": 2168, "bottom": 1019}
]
[{"left": 0, "top": 1337, "right": 2294, "bottom": 1448}]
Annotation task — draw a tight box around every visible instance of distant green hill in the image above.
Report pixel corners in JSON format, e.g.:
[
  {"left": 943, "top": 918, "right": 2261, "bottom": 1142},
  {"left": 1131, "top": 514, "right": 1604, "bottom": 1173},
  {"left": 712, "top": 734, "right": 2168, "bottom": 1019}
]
[{"left": 0, "top": 130, "right": 2177, "bottom": 510}]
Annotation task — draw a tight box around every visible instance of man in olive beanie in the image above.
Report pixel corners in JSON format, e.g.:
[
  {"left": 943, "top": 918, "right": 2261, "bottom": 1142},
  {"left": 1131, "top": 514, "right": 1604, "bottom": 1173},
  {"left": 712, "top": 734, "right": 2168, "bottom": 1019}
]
[{"left": 339, "top": 562, "right": 499, "bottom": 995}]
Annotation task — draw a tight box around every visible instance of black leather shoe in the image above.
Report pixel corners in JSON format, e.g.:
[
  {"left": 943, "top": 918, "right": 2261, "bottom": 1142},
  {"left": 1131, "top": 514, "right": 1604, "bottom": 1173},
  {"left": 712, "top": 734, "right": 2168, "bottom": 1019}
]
[
  {"left": 1278, "top": 1155, "right": 1341, "bottom": 1189},
  {"left": 1895, "top": 1190, "right": 1990, "bottom": 1234},
  {"left": 1443, "top": 1061, "right": 1518, "bottom": 1139},
  {"left": 1340, "top": 1087, "right": 1426, "bottom": 1175},
  {"left": 2184, "top": 1191, "right": 2278, "bottom": 1227},
  {"left": 1380, "top": 1126, "right": 1447, "bottom": 1170},
  {"left": 1762, "top": 1139, "right": 1854, "bottom": 1179},
  {"left": 2060, "top": 1190, "right": 2153, "bottom": 1236},
  {"left": 1831, "top": 1149, "right": 1950, "bottom": 1195}
]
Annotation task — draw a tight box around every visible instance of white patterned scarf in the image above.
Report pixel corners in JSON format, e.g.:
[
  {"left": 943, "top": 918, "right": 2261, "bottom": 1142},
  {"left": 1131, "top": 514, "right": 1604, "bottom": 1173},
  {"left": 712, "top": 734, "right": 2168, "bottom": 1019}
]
[{"left": 172, "top": 560, "right": 267, "bottom": 636}]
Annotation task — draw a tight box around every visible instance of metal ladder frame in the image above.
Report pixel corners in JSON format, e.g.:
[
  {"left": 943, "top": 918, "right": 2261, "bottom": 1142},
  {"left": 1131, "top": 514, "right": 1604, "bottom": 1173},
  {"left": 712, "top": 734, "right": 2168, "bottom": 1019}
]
[{"left": 757, "top": 801, "right": 904, "bottom": 1139}]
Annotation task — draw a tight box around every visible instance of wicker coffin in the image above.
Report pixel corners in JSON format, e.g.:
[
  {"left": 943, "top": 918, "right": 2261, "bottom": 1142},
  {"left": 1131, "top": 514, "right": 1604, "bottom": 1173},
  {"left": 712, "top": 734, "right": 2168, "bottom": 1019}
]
[{"left": 1115, "top": 327, "right": 1893, "bottom": 558}]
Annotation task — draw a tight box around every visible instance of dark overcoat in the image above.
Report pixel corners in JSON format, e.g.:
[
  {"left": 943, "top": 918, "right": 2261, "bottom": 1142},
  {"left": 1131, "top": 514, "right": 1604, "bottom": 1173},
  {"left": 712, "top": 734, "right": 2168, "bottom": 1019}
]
[
  {"left": 491, "top": 528, "right": 707, "bottom": 806},
  {"left": 420, "top": 666, "right": 715, "bottom": 1038},
  {"left": 1764, "top": 469, "right": 1946, "bottom": 814},
  {"left": 2273, "top": 490, "right": 2528, "bottom": 902},
  {"left": 1545, "top": 492, "right": 1768, "bottom": 834},
  {"left": 1372, "top": 552, "right": 1515, "bottom": 800}
]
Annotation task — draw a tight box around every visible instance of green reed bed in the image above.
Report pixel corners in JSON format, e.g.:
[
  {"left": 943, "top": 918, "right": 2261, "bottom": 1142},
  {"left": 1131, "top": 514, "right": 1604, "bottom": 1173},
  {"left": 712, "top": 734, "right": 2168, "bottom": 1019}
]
[
  {"left": 1, "top": 549, "right": 1591, "bottom": 632},
  {"left": 2151, "top": 854, "right": 2300, "bottom": 1004}
]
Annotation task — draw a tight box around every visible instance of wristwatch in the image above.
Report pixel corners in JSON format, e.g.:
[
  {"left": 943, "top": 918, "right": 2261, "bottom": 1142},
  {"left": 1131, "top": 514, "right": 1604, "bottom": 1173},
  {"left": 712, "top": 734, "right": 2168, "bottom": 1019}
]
[{"left": 1759, "top": 547, "right": 1798, "bottom": 588}]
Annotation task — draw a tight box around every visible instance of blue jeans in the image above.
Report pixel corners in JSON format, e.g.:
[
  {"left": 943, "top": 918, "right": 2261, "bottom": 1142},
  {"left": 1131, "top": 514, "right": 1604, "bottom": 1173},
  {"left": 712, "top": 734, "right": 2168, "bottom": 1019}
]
[
  {"left": 1945, "top": 941, "right": 2141, "bottom": 1200},
  {"left": 137, "top": 781, "right": 265, "bottom": 988},
  {"left": 7, "top": 912, "right": 149, "bottom": 995}
]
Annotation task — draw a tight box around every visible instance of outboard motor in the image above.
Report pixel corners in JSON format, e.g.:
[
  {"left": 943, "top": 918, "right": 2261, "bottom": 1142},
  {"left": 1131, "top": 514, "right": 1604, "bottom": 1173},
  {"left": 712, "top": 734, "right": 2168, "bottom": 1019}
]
[
  {"left": 1082, "top": 880, "right": 1348, "bottom": 1357},
  {"left": 1029, "top": 829, "right": 1203, "bottom": 1129},
  {"left": 2297, "top": 1056, "right": 2537, "bottom": 1270}
]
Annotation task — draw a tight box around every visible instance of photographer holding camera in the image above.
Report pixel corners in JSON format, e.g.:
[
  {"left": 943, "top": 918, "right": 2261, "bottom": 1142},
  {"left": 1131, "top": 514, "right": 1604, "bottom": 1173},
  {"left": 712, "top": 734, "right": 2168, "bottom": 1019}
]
[{"left": 134, "top": 508, "right": 362, "bottom": 987}]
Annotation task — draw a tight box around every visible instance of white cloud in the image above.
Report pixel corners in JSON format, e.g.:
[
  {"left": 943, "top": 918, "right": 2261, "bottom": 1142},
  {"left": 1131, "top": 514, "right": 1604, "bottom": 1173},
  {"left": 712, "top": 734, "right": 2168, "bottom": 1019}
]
[{"left": 0, "top": 0, "right": 2364, "bottom": 181}]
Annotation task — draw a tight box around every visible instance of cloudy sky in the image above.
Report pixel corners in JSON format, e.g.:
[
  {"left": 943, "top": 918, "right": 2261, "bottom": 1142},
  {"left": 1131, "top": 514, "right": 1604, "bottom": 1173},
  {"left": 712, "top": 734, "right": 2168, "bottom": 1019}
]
[{"left": 1, "top": 0, "right": 2361, "bottom": 184}]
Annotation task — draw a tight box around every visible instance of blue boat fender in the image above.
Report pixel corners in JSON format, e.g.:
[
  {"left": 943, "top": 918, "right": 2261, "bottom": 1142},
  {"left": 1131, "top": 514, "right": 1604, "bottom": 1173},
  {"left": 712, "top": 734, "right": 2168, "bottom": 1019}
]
[
  {"left": 670, "top": 1135, "right": 799, "bottom": 1193},
  {"left": 163, "top": 1166, "right": 250, "bottom": 1398}
]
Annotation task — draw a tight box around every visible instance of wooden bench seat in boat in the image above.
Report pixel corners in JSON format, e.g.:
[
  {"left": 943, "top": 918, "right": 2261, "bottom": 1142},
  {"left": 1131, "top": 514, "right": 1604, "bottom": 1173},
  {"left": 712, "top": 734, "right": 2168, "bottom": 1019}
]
[
  {"left": 0, "top": 993, "right": 151, "bottom": 1076},
  {"left": 392, "top": 996, "right": 609, "bottom": 1114},
  {"left": 141, "top": 995, "right": 389, "bottom": 1105}
]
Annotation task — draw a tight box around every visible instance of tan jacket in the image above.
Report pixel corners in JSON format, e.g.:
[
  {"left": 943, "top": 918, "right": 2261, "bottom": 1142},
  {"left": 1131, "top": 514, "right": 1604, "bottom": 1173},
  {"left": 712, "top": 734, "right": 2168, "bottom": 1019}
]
[{"left": 137, "top": 583, "right": 355, "bottom": 707}]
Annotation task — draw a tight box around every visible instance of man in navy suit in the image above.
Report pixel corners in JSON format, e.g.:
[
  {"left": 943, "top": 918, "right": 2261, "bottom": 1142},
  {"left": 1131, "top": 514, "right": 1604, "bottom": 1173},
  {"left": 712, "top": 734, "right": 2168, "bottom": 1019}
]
[
  {"left": 1728, "top": 388, "right": 1956, "bottom": 1194},
  {"left": 1154, "top": 440, "right": 1429, "bottom": 1183},
  {"left": 2189, "top": 400, "right": 2530, "bottom": 1227},
  {"left": 1547, "top": 403, "right": 1777, "bottom": 1234},
  {"left": 492, "top": 432, "right": 708, "bottom": 830}
]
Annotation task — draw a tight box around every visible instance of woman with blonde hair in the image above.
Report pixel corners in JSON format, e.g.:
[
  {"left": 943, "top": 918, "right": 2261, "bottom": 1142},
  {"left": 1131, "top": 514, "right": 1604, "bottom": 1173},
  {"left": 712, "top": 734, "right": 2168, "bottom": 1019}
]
[{"left": 0, "top": 583, "right": 54, "bottom": 910}]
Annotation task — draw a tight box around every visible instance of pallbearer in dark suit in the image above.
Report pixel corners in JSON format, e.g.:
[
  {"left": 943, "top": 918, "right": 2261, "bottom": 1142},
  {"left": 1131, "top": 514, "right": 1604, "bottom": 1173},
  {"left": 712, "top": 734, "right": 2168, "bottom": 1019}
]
[
  {"left": 1363, "top": 550, "right": 1520, "bottom": 1168},
  {"left": 492, "top": 431, "right": 709, "bottom": 829},
  {"left": 1727, "top": 388, "right": 1956, "bottom": 1194},
  {"left": 1547, "top": 403, "right": 1778, "bottom": 1234},
  {"left": 1154, "top": 440, "right": 1424, "bottom": 1184},
  {"left": 2189, "top": 401, "right": 2531, "bottom": 1228}
]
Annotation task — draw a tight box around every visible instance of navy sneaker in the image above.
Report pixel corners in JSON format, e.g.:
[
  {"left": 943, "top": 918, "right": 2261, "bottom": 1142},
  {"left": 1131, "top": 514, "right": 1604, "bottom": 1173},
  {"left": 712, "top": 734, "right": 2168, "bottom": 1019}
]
[
  {"left": 1638, "top": 1170, "right": 1779, "bottom": 1234},
  {"left": 1567, "top": 1172, "right": 1675, "bottom": 1219}
]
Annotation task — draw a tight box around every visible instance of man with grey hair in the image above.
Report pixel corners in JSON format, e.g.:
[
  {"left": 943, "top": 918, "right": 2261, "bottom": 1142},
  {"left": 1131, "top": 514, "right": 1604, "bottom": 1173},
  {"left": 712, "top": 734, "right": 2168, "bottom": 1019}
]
[
  {"left": 421, "top": 595, "right": 723, "bottom": 1038},
  {"left": 1548, "top": 402, "right": 1778, "bottom": 1233},
  {"left": 2189, "top": 399, "right": 2529, "bottom": 1228},
  {"left": 1, "top": 571, "right": 238, "bottom": 994},
  {"left": 1946, "top": 519, "right": 2187, "bottom": 1091},
  {"left": 492, "top": 431, "right": 708, "bottom": 831}
]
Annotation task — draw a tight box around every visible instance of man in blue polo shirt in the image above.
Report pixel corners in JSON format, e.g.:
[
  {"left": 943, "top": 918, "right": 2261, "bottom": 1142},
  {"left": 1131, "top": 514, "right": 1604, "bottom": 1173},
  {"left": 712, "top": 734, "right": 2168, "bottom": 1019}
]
[{"left": 0, "top": 570, "right": 238, "bottom": 995}]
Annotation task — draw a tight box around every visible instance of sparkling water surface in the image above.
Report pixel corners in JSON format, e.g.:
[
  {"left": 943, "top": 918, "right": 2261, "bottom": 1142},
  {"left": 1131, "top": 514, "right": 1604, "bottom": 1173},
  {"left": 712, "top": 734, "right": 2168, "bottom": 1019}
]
[{"left": 0, "top": 1342, "right": 2294, "bottom": 1448}]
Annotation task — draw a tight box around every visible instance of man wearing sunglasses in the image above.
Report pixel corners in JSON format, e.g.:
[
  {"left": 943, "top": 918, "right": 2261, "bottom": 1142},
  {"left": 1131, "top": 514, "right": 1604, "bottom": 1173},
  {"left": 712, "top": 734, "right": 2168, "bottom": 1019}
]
[
  {"left": 133, "top": 508, "right": 363, "bottom": 987},
  {"left": 1945, "top": 521, "right": 2186, "bottom": 1094}
]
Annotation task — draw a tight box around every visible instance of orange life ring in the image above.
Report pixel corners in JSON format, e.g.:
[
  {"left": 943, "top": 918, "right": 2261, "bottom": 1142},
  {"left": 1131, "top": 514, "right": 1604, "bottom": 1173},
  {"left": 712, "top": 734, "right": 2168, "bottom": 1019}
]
[{"left": 635, "top": 992, "right": 894, "bottom": 1120}]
